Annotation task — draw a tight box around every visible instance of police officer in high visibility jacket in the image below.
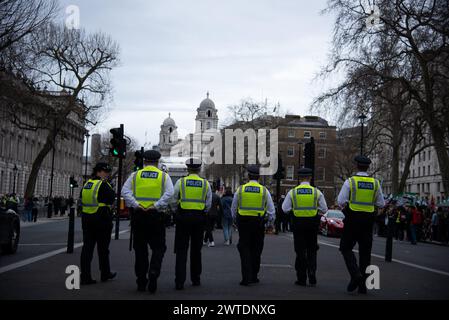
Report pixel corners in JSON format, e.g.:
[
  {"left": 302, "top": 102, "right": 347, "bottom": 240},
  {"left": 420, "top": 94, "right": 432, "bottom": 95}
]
[
  {"left": 231, "top": 165, "right": 275, "bottom": 286},
  {"left": 80, "top": 162, "right": 116, "bottom": 285},
  {"left": 170, "top": 158, "right": 212, "bottom": 290},
  {"left": 337, "top": 156, "right": 385, "bottom": 294},
  {"left": 121, "top": 150, "right": 174, "bottom": 293},
  {"left": 281, "top": 168, "right": 328, "bottom": 287}
]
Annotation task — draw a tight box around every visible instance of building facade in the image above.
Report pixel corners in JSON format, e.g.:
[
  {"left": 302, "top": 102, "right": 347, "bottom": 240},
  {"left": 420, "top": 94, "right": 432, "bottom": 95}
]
[
  {"left": 0, "top": 93, "right": 86, "bottom": 200},
  {"left": 277, "top": 115, "right": 337, "bottom": 205}
]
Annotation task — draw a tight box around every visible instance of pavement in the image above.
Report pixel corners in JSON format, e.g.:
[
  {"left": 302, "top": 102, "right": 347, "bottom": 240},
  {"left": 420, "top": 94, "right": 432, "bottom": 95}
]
[{"left": 0, "top": 217, "right": 449, "bottom": 300}]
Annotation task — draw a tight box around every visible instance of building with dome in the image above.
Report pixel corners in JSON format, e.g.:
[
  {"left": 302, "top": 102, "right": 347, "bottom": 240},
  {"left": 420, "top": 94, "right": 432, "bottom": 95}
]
[
  {"left": 157, "top": 92, "right": 219, "bottom": 162},
  {"left": 158, "top": 113, "right": 179, "bottom": 156}
]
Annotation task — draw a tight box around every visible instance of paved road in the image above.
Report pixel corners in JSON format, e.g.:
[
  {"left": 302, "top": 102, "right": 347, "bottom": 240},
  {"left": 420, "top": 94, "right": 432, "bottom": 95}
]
[{"left": 0, "top": 221, "right": 448, "bottom": 300}]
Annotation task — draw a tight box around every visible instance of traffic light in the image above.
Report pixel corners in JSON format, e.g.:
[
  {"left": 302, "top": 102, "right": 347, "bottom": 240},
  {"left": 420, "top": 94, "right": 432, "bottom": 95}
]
[
  {"left": 69, "top": 176, "right": 78, "bottom": 189},
  {"left": 110, "top": 125, "right": 126, "bottom": 158},
  {"left": 304, "top": 137, "right": 315, "bottom": 184},
  {"left": 134, "top": 148, "right": 144, "bottom": 171},
  {"left": 273, "top": 155, "right": 285, "bottom": 180}
]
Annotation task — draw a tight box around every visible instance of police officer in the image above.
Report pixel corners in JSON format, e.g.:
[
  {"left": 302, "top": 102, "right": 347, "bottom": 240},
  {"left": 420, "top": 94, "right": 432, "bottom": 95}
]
[
  {"left": 170, "top": 158, "right": 212, "bottom": 290},
  {"left": 80, "top": 162, "right": 116, "bottom": 285},
  {"left": 337, "top": 155, "right": 385, "bottom": 294},
  {"left": 121, "top": 150, "right": 174, "bottom": 293},
  {"left": 281, "top": 168, "right": 328, "bottom": 287},
  {"left": 231, "top": 165, "right": 275, "bottom": 286}
]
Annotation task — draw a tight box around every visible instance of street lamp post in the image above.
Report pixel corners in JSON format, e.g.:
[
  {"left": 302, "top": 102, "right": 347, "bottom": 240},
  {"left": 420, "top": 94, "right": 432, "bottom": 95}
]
[
  {"left": 12, "top": 165, "right": 18, "bottom": 194},
  {"left": 297, "top": 141, "right": 303, "bottom": 184},
  {"left": 84, "top": 132, "right": 90, "bottom": 184},
  {"left": 358, "top": 114, "right": 367, "bottom": 156}
]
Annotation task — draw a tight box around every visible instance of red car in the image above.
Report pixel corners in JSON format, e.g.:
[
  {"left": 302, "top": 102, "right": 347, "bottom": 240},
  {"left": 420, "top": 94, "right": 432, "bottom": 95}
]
[{"left": 320, "top": 210, "right": 345, "bottom": 237}]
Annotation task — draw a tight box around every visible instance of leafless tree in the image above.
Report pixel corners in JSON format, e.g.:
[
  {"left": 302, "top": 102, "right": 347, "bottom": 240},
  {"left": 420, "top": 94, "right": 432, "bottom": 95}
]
[
  {"left": 314, "top": 0, "right": 449, "bottom": 195},
  {"left": 0, "top": 22, "right": 120, "bottom": 198}
]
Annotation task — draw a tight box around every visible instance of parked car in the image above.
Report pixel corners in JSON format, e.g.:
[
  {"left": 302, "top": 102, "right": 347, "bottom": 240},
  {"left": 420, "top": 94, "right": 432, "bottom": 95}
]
[
  {"left": 320, "top": 209, "right": 345, "bottom": 237},
  {"left": 0, "top": 208, "right": 20, "bottom": 254}
]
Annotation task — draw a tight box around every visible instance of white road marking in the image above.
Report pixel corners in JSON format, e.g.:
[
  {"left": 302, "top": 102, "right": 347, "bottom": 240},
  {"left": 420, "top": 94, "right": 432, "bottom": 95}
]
[
  {"left": 19, "top": 243, "right": 67, "bottom": 246},
  {"left": 0, "top": 230, "right": 129, "bottom": 275},
  {"left": 280, "top": 235, "right": 449, "bottom": 277},
  {"left": 261, "top": 263, "right": 293, "bottom": 268}
]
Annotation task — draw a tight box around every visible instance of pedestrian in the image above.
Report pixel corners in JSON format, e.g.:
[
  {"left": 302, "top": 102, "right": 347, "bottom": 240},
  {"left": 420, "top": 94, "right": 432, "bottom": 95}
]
[
  {"left": 231, "top": 164, "right": 276, "bottom": 286},
  {"left": 53, "top": 197, "right": 60, "bottom": 216},
  {"left": 220, "top": 187, "right": 234, "bottom": 245},
  {"left": 80, "top": 162, "right": 117, "bottom": 285},
  {"left": 337, "top": 155, "right": 385, "bottom": 294},
  {"left": 121, "top": 150, "right": 174, "bottom": 293},
  {"left": 203, "top": 187, "right": 221, "bottom": 247},
  {"left": 431, "top": 209, "right": 439, "bottom": 241},
  {"left": 171, "top": 158, "right": 212, "bottom": 290},
  {"left": 60, "top": 197, "right": 67, "bottom": 216},
  {"left": 32, "top": 197, "right": 39, "bottom": 222},
  {"left": 281, "top": 168, "right": 328, "bottom": 287},
  {"left": 24, "top": 196, "right": 34, "bottom": 222}
]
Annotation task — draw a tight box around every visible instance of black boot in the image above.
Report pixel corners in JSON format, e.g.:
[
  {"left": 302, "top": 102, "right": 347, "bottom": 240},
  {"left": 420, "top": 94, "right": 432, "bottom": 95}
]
[
  {"left": 101, "top": 272, "right": 117, "bottom": 282},
  {"left": 148, "top": 274, "right": 157, "bottom": 293}
]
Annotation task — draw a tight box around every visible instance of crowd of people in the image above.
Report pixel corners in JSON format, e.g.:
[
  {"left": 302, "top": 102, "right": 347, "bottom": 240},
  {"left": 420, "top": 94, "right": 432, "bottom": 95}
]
[
  {"left": 375, "top": 202, "right": 449, "bottom": 245},
  {"left": 0, "top": 194, "right": 75, "bottom": 222}
]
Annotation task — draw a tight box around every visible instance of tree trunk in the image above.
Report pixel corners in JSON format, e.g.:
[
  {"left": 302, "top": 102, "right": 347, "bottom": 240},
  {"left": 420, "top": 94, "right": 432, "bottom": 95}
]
[
  {"left": 24, "top": 135, "right": 54, "bottom": 198},
  {"left": 429, "top": 126, "right": 449, "bottom": 198}
]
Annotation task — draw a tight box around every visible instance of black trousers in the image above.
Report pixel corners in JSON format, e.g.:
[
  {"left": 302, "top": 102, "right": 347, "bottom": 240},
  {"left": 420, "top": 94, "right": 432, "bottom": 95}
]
[
  {"left": 237, "top": 216, "right": 265, "bottom": 282},
  {"left": 132, "top": 209, "right": 167, "bottom": 287},
  {"left": 339, "top": 210, "right": 375, "bottom": 283},
  {"left": 291, "top": 216, "right": 319, "bottom": 282},
  {"left": 203, "top": 215, "right": 216, "bottom": 243},
  {"left": 80, "top": 209, "right": 113, "bottom": 281},
  {"left": 174, "top": 210, "right": 206, "bottom": 285}
]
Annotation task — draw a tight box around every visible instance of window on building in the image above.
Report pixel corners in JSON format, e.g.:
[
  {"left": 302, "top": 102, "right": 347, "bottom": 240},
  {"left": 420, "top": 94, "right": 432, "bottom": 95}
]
[
  {"left": 287, "top": 146, "right": 294, "bottom": 157},
  {"left": 207, "top": 110, "right": 212, "bottom": 117},
  {"left": 286, "top": 166, "right": 294, "bottom": 180},
  {"left": 418, "top": 153, "right": 421, "bottom": 162},
  {"left": 318, "top": 148, "right": 326, "bottom": 159},
  {"left": 428, "top": 150, "right": 431, "bottom": 159},
  {"left": 423, "top": 166, "right": 426, "bottom": 176},
  {"left": 304, "top": 131, "right": 311, "bottom": 138},
  {"left": 427, "top": 183, "right": 430, "bottom": 193},
  {"left": 206, "top": 121, "right": 211, "bottom": 130},
  {"left": 316, "top": 167, "right": 325, "bottom": 181},
  {"left": 288, "top": 130, "right": 295, "bottom": 138},
  {"left": 319, "top": 132, "right": 326, "bottom": 139},
  {"left": 412, "top": 169, "right": 415, "bottom": 178},
  {"left": 417, "top": 183, "right": 420, "bottom": 193},
  {"left": 428, "top": 165, "right": 431, "bottom": 175},
  {"left": 423, "top": 152, "right": 426, "bottom": 161},
  {"left": 418, "top": 167, "right": 421, "bottom": 176}
]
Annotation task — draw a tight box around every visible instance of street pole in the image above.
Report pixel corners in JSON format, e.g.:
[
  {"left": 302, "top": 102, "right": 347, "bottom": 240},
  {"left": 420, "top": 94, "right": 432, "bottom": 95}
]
[
  {"left": 49, "top": 119, "right": 57, "bottom": 200},
  {"left": 385, "top": 214, "right": 394, "bottom": 262},
  {"left": 84, "top": 132, "right": 90, "bottom": 185},
  {"left": 12, "top": 165, "right": 17, "bottom": 194},
  {"left": 297, "top": 142, "right": 302, "bottom": 185},
  {"left": 67, "top": 187, "right": 75, "bottom": 254},
  {"left": 359, "top": 114, "right": 367, "bottom": 156},
  {"left": 115, "top": 124, "right": 124, "bottom": 240}
]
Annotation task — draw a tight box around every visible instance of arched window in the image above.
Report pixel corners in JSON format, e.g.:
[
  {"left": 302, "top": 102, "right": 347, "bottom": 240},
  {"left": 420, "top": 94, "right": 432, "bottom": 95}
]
[
  {"left": 207, "top": 110, "right": 212, "bottom": 117},
  {"left": 169, "top": 127, "right": 173, "bottom": 133}
]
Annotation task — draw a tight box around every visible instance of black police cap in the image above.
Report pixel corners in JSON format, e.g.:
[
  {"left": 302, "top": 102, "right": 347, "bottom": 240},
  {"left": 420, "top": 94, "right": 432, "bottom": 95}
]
[
  {"left": 354, "top": 155, "right": 371, "bottom": 165},
  {"left": 298, "top": 167, "right": 313, "bottom": 177},
  {"left": 185, "top": 158, "right": 202, "bottom": 169},
  {"left": 93, "top": 162, "right": 112, "bottom": 173},
  {"left": 247, "top": 164, "right": 260, "bottom": 175},
  {"left": 143, "top": 150, "right": 161, "bottom": 161}
]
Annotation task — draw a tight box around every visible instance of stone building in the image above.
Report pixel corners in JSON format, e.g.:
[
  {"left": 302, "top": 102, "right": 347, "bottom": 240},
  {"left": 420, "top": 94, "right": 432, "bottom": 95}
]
[
  {"left": 277, "top": 115, "right": 337, "bottom": 205},
  {"left": 0, "top": 91, "right": 86, "bottom": 199}
]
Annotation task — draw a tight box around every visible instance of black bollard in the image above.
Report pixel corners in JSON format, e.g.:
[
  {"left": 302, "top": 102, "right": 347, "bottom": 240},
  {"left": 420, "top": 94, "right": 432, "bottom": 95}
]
[
  {"left": 67, "top": 207, "right": 75, "bottom": 253},
  {"left": 385, "top": 217, "right": 394, "bottom": 262}
]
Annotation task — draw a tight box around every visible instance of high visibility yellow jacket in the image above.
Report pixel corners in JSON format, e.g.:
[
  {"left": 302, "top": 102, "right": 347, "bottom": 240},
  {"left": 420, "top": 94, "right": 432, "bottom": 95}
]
[
  {"left": 237, "top": 181, "right": 267, "bottom": 217},
  {"left": 291, "top": 184, "right": 319, "bottom": 217},
  {"left": 179, "top": 174, "right": 209, "bottom": 211},
  {"left": 348, "top": 176, "right": 380, "bottom": 213},
  {"left": 81, "top": 179, "right": 111, "bottom": 214},
  {"left": 132, "top": 166, "right": 167, "bottom": 209}
]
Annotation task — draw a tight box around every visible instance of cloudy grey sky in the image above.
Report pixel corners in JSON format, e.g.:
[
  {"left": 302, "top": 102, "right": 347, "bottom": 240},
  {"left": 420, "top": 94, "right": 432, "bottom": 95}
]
[{"left": 58, "top": 0, "right": 335, "bottom": 148}]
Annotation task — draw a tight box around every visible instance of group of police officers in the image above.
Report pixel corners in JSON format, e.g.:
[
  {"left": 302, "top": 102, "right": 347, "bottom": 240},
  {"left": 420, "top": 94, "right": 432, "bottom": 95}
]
[{"left": 80, "top": 150, "right": 384, "bottom": 295}]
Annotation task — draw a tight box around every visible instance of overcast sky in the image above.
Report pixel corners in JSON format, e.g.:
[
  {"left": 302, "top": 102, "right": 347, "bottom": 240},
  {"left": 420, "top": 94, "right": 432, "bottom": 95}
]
[{"left": 58, "top": 0, "right": 336, "bottom": 149}]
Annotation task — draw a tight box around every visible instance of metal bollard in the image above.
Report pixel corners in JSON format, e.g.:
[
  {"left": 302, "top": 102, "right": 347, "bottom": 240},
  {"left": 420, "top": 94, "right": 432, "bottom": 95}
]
[
  {"left": 385, "top": 217, "right": 394, "bottom": 262},
  {"left": 67, "top": 207, "right": 75, "bottom": 253}
]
